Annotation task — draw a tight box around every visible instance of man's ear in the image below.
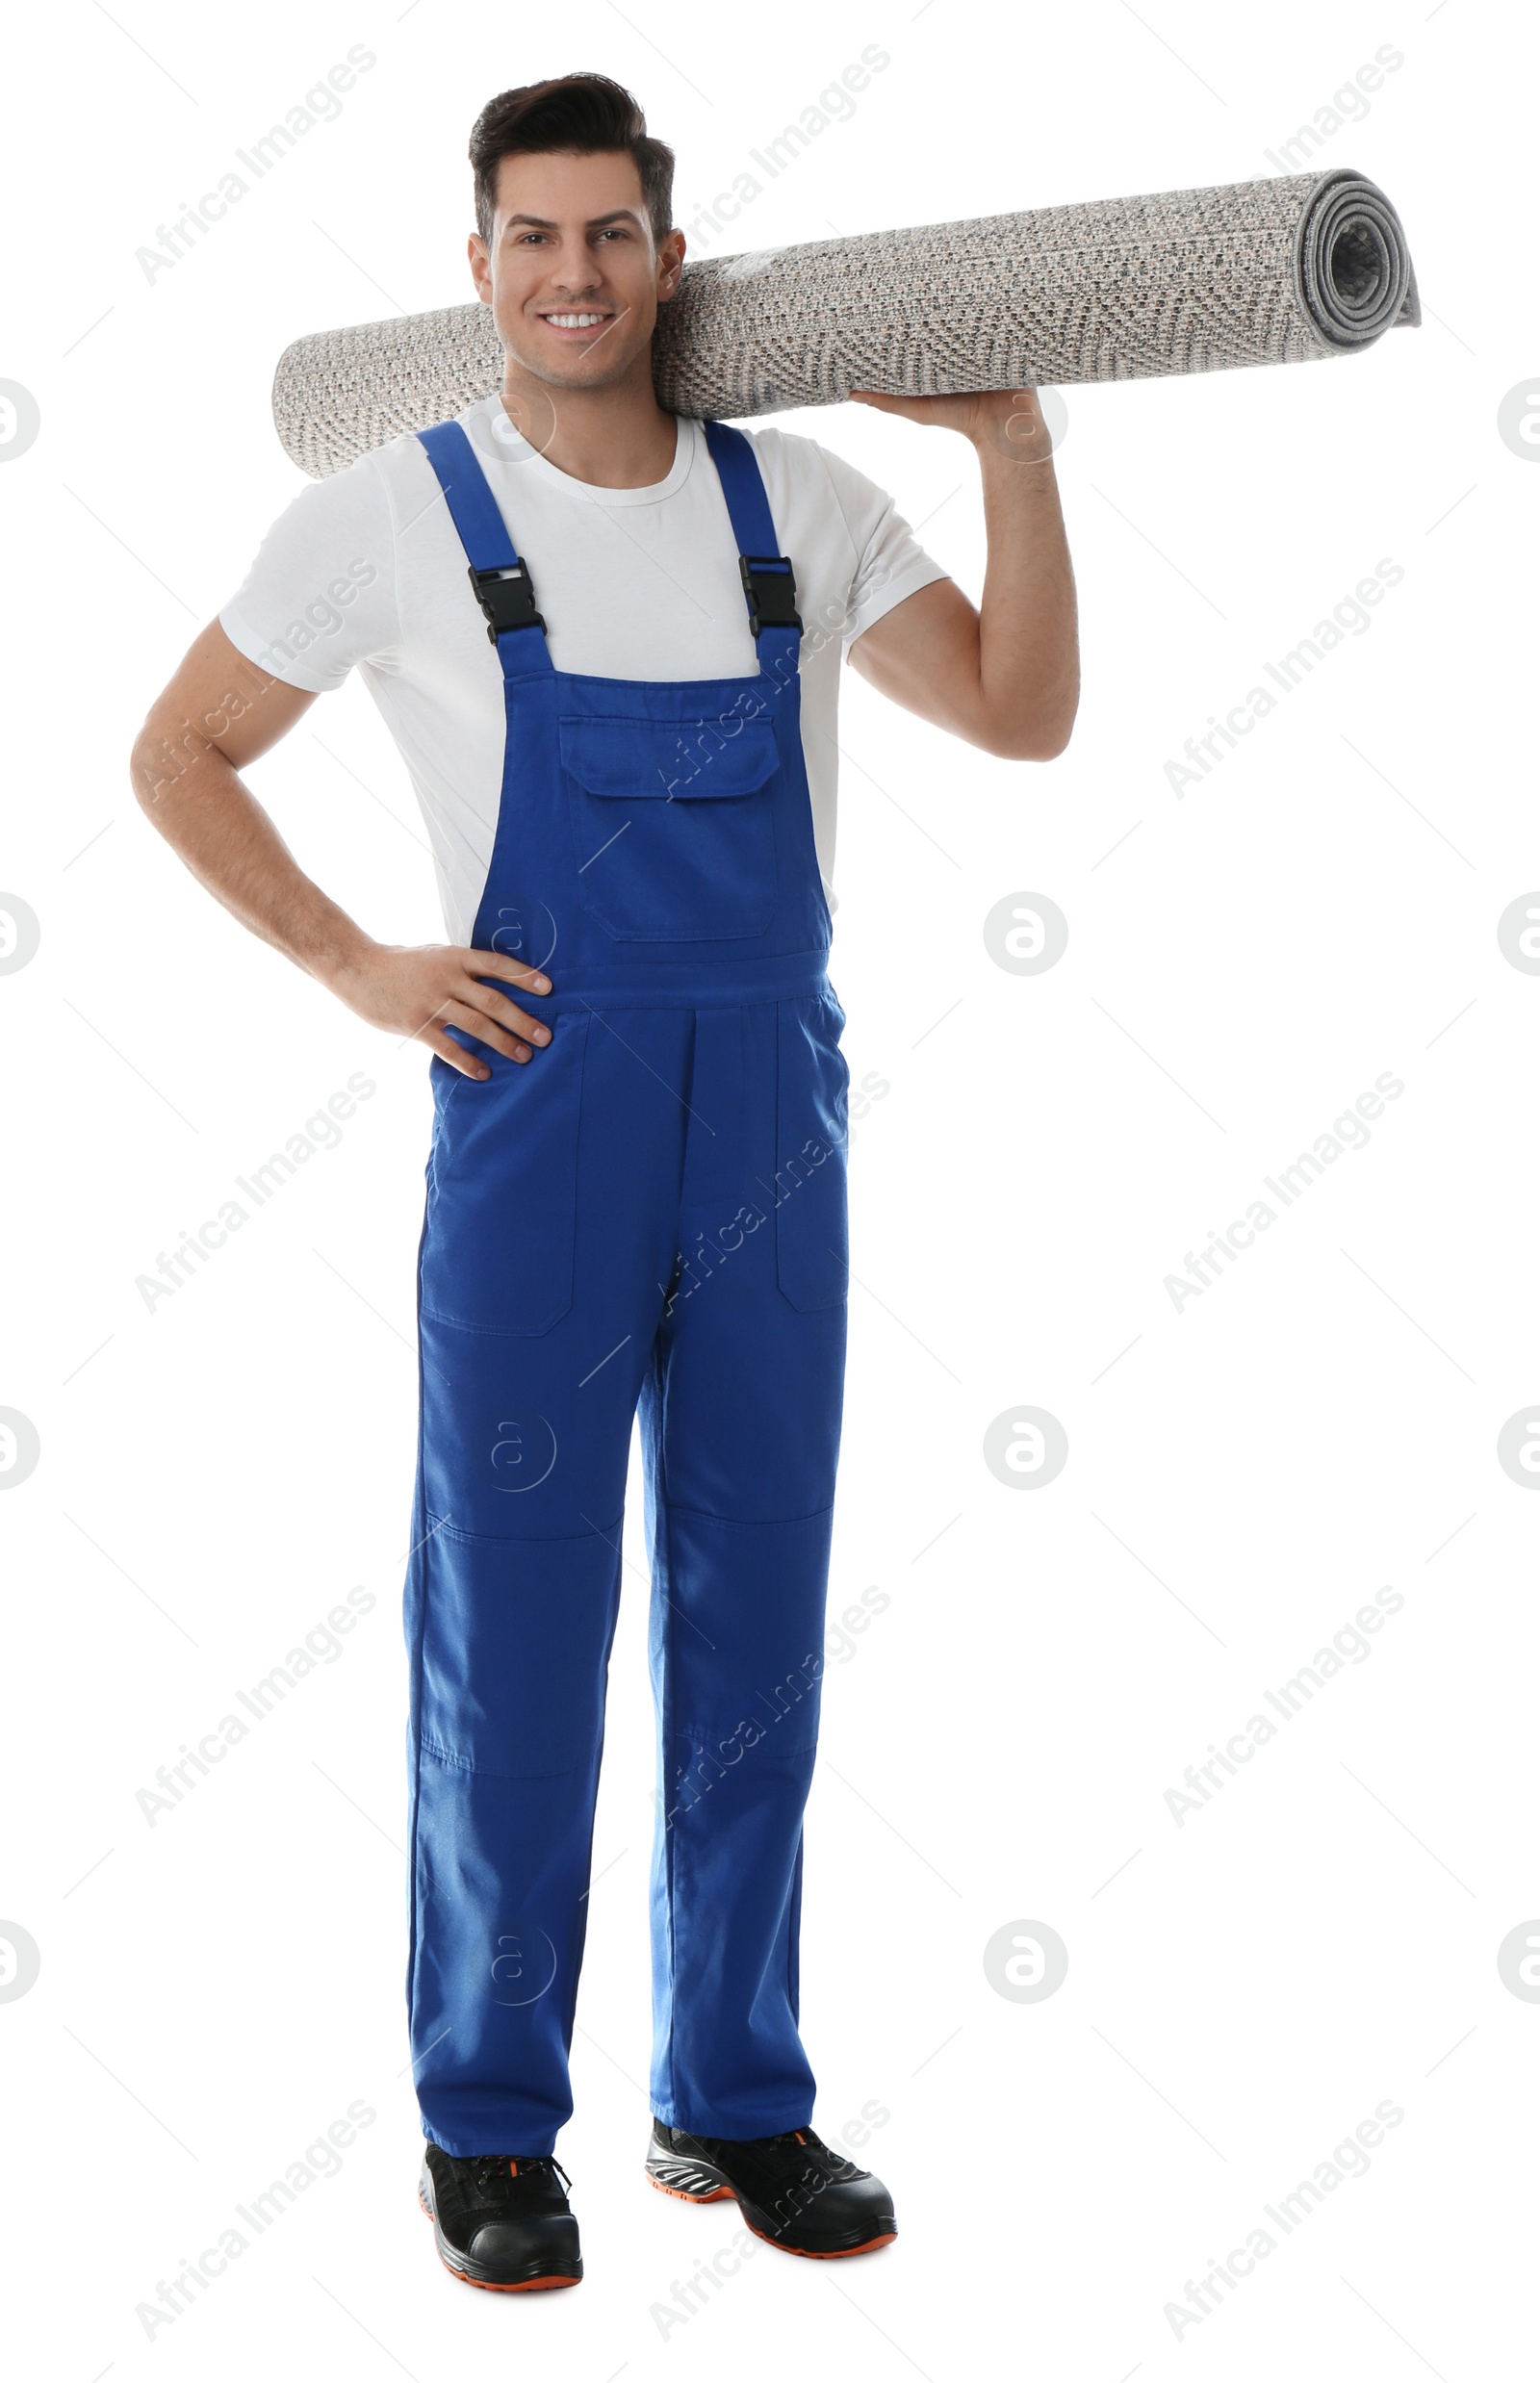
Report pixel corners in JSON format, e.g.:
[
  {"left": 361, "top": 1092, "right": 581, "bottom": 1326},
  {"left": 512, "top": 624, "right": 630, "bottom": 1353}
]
[
  {"left": 657, "top": 230, "right": 686, "bottom": 300},
  {"left": 468, "top": 231, "right": 494, "bottom": 304}
]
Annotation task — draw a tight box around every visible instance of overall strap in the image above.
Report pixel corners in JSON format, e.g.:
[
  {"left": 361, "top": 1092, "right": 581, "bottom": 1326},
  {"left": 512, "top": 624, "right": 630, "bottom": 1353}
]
[
  {"left": 702, "top": 419, "right": 803, "bottom": 684},
  {"left": 416, "top": 420, "right": 552, "bottom": 677}
]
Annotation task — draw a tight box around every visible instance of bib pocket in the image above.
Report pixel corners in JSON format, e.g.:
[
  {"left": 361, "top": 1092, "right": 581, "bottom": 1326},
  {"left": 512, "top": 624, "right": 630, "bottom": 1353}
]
[
  {"left": 560, "top": 710, "right": 780, "bottom": 941},
  {"left": 419, "top": 1013, "right": 590, "bottom": 1336}
]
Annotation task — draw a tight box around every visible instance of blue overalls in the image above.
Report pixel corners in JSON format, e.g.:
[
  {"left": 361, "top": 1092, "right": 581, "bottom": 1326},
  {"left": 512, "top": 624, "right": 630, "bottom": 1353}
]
[{"left": 403, "top": 415, "right": 850, "bottom": 2157}]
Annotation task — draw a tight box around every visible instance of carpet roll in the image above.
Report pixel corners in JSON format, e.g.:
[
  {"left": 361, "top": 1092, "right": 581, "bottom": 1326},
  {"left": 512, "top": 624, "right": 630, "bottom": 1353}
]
[{"left": 271, "top": 166, "right": 1419, "bottom": 477}]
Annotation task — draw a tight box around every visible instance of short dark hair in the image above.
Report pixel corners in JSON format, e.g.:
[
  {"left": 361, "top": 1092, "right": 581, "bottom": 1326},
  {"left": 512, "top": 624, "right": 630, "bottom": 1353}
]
[{"left": 469, "top": 74, "right": 676, "bottom": 249}]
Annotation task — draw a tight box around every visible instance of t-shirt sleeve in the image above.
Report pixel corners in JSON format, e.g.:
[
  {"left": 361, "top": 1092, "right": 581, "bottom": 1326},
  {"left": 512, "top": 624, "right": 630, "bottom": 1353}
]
[
  {"left": 218, "top": 454, "right": 400, "bottom": 693},
  {"left": 808, "top": 438, "right": 952, "bottom": 652}
]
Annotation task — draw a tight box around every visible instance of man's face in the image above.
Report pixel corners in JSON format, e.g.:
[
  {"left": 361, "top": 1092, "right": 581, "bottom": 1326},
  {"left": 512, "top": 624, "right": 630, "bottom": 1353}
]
[{"left": 470, "top": 148, "right": 683, "bottom": 391}]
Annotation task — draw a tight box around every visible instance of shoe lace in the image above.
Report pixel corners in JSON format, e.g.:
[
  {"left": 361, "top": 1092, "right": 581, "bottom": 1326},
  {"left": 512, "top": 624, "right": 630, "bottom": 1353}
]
[
  {"left": 468, "top": 2153, "right": 572, "bottom": 2198},
  {"left": 760, "top": 2127, "right": 849, "bottom": 2177}
]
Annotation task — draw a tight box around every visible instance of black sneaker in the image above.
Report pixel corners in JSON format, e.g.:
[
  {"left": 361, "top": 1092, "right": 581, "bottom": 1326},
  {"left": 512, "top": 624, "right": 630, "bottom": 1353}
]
[
  {"left": 419, "top": 2143, "right": 582, "bottom": 2292},
  {"left": 645, "top": 2119, "right": 896, "bottom": 2258}
]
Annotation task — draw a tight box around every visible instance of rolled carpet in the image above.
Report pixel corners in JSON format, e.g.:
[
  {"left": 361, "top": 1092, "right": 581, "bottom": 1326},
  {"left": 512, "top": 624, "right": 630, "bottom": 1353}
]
[{"left": 272, "top": 165, "right": 1419, "bottom": 477}]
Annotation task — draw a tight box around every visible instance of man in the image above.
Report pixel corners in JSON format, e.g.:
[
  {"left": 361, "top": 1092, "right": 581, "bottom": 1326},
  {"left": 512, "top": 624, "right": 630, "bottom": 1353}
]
[{"left": 132, "top": 72, "right": 1077, "bottom": 2293}]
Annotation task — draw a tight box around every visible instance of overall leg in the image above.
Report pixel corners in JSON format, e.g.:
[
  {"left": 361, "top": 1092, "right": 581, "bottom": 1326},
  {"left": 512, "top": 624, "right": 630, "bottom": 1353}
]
[
  {"left": 640, "top": 992, "right": 849, "bottom": 2137},
  {"left": 406, "top": 1007, "right": 689, "bottom": 2154}
]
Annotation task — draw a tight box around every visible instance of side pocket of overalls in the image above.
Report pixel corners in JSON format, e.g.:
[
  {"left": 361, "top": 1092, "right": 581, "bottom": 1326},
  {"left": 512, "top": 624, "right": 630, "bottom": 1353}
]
[
  {"left": 774, "top": 992, "right": 850, "bottom": 1311},
  {"left": 420, "top": 1012, "right": 591, "bottom": 1335}
]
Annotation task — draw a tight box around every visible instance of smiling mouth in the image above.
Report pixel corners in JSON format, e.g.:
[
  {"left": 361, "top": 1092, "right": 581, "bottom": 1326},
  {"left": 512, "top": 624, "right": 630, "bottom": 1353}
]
[{"left": 537, "top": 310, "right": 613, "bottom": 334}]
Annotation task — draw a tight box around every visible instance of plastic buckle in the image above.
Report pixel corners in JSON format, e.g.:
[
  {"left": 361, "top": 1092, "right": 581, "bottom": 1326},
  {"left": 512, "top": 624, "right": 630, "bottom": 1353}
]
[
  {"left": 469, "top": 561, "right": 546, "bottom": 643},
  {"left": 738, "top": 553, "right": 802, "bottom": 638}
]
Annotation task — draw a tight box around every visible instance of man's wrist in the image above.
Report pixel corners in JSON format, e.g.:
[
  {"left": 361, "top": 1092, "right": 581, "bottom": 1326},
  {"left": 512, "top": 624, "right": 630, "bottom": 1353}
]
[
  {"left": 970, "top": 397, "right": 1059, "bottom": 471},
  {"left": 307, "top": 920, "right": 378, "bottom": 997}
]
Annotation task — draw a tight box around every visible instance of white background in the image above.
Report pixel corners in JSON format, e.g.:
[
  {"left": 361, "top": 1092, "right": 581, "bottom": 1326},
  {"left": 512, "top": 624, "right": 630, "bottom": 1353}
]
[{"left": 2, "top": 1, "right": 1534, "bottom": 2375}]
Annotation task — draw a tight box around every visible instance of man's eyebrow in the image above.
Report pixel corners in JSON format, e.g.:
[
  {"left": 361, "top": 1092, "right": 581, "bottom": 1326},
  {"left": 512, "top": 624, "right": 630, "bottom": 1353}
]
[{"left": 501, "top": 210, "right": 642, "bottom": 230}]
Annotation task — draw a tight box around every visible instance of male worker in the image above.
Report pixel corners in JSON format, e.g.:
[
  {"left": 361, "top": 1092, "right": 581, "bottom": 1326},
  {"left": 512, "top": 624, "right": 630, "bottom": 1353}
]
[{"left": 132, "top": 72, "right": 1077, "bottom": 2292}]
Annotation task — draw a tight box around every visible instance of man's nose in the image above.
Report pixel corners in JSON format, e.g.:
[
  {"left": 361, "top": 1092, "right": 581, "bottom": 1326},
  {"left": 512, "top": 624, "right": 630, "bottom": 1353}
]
[{"left": 546, "top": 243, "right": 603, "bottom": 293}]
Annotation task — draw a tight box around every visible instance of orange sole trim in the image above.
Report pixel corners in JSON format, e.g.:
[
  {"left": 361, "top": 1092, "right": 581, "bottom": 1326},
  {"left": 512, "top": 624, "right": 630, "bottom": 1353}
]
[
  {"left": 644, "top": 2177, "right": 895, "bottom": 2258},
  {"left": 646, "top": 2173, "right": 735, "bottom": 2205},
  {"left": 419, "top": 2191, "right": 581, "bottom": 2291},
  {"left": 438, "top": 2257, "right": 579, "bottom": 2292},
  {"left": 744, "top": 2221, "right": 898, "bottom": 2260}
]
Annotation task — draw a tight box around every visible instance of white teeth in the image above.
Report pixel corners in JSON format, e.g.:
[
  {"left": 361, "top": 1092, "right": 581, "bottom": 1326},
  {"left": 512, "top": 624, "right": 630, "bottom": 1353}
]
[{"left": 545, "top": 312, "right": 605, "bottom": 328}]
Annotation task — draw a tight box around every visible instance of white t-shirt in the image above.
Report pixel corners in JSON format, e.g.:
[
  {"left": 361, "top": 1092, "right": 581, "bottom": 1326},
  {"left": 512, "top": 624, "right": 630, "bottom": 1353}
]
[{"left": 219, "top": 393, "right": 949, "bottom": 943}]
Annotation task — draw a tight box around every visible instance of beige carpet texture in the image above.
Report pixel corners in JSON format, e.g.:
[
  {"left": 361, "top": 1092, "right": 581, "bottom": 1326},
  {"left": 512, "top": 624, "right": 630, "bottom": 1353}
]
[{"left": 271, "top": 166, "right": 1420, "bottom": 478}]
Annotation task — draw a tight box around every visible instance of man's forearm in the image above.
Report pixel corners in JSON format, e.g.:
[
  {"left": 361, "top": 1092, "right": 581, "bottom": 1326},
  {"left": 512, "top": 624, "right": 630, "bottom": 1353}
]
[
  {"left": 131, "top": 730, "right": 371, "bottom": 991},
  {"left": 845, "top": 386, "right": 1079, "bottom": 760},
  {"left": 128, "top": 621, "right": 556, "bottom": 1079},
  {"left": 971, "top": 423, "right": 1079, "bottom": 758}
]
